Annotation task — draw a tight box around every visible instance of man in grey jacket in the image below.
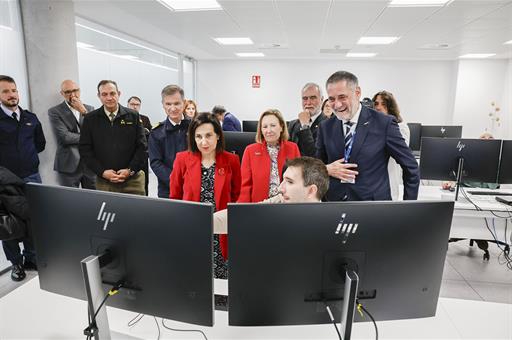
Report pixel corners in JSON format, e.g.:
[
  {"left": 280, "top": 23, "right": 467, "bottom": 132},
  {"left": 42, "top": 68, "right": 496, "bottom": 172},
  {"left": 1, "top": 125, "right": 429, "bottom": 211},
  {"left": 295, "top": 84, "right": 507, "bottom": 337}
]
[{"left": 48, "top": 79, "right": 96, "bottom": 188}]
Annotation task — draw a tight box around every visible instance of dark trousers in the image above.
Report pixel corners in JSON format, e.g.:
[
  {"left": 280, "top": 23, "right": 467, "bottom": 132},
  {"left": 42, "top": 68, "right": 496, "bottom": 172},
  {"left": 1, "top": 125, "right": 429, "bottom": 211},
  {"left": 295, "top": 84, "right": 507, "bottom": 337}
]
[
  {"left": 1, "top": 172, "right": 40, "bottom": 265},
  {"left": 58, "top": 161, "right": 96, "bottom": 189}
]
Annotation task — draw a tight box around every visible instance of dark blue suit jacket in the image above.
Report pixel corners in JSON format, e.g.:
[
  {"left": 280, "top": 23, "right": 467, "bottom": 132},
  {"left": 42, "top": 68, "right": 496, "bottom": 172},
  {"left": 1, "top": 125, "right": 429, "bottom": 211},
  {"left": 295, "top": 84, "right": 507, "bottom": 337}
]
[
  {"left": 223, "top": 112, "right": 241, "bottom": 132},
  {"left": 316, "top": 106, "right": 419, "bottom": 201}
]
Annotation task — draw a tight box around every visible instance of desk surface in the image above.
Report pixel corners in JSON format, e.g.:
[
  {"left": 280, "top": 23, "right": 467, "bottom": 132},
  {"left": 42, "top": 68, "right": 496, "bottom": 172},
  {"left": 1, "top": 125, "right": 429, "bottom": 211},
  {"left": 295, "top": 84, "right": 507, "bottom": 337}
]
[{"left": 1, "top": 277, "right": 511, "bottom": 339}]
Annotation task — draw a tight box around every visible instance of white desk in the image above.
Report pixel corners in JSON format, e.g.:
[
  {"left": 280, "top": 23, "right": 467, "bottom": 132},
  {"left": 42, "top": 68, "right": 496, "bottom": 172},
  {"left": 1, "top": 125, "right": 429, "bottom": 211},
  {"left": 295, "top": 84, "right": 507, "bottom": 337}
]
[
  {"left": 419, "top": 186, "right": 512, "bottom": 241},
  {"left": 1, "top": 277, "right": 511, "bottom": 339}
]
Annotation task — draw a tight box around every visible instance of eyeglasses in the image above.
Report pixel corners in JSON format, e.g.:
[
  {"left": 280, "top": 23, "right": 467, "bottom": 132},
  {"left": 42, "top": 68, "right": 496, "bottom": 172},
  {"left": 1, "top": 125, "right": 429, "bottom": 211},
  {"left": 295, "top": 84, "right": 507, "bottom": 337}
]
[{"left": 63, "top": 88, "right": 80, "bottom": 95}]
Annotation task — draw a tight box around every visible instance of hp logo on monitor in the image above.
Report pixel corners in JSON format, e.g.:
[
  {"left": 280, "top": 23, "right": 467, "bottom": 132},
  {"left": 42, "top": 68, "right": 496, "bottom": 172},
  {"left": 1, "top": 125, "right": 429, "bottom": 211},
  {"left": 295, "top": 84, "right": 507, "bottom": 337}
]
[
  {"left": 440, "top": 127, "right": 446, "bottom": 134},
  {"left": 97, "top": 202, "right": 115, "bottom": 231},
  {"left": 335, "top": 213, "right": 359, "bottom": 244}
]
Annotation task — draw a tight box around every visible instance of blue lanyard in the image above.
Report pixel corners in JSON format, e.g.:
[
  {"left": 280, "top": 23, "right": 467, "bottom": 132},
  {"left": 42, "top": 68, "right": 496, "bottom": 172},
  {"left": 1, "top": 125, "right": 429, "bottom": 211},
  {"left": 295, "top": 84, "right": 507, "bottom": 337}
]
[{"left": 344, "top": 130, "right": 356, "bottom": 162}]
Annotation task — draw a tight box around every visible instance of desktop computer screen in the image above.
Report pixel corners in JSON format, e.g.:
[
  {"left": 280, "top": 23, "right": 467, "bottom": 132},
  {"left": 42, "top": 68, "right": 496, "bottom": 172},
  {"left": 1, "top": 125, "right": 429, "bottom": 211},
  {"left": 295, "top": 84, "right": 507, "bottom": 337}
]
[
  {"left": 228, "top": 200, "right": 454, "bottom": 326},
  {"left": 224, "top": 131, "right": 256, "bottom": 162},
  {"left": 420, "top": 125, "right": 462, "bottom": 139},
  {"left": 26, "top": 184, "right": 214, "bottom": 326},
  {"left": 242, "top": 120, "right": 258, "bottom": 132},
  {"left": 407, "top": 122, "right": 422, "bottom": 152},
  {"left": 420, "top": 137, "right": 501, "bottom": 182},
  {"left": 499, "top": 140, "right": 512, "bottom": 184}
]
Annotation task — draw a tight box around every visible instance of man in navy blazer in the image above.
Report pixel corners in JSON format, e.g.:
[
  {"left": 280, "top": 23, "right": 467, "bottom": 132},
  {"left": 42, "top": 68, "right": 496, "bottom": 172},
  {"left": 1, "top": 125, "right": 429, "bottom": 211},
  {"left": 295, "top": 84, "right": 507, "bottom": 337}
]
[
  {"left": 212, "top": 105, "right": 241, "bottom": 131},
  {"left": 316, "top": 71, "right": 419, "bottom": 201}
]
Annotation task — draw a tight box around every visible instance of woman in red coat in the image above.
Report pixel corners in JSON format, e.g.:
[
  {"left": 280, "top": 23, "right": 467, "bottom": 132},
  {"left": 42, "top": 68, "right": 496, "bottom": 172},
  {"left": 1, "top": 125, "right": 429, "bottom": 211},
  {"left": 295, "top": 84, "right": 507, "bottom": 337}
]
[
  {"left": 238, "top": 109, "right": 300, "bottom": 203},
  {"left": 170, "top": 112, "right": 241, "bottom": 279}
]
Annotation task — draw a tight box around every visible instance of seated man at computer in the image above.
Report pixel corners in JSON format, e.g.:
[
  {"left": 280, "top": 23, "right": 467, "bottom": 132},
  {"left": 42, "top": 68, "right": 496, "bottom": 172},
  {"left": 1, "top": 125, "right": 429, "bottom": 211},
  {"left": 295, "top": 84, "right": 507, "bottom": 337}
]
[{"left": 214, "top": 156, "right": 329, "bottom": 233}]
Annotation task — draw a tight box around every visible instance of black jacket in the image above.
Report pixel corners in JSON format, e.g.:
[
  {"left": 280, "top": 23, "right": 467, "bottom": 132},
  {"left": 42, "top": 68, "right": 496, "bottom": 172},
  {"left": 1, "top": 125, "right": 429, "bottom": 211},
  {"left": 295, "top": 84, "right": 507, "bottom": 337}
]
[
  {"left": 0, "top": 167, "right": 28, "bottom": 240},
  {"left": 79, "top": 105, "right": 147, "bottom": 176},
  {"left": 0, "top": 107, "right": 46, "bottom": 178},
  {"left": 288, "top": 113, "right": 328, "bottom": 157}
]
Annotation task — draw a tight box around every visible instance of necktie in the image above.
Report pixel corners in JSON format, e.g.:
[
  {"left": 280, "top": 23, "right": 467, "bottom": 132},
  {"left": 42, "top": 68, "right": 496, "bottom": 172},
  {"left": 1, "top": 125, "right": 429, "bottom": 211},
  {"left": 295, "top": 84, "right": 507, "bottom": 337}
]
[
  {"left": 344, "top": 121, "right": 354, "bottom": 149},
  {"left": 12, "top": 112, "right": 17, "bottom": 121},
  {"left": 109, "top": 112, "right": 116, "bottom": 122}
]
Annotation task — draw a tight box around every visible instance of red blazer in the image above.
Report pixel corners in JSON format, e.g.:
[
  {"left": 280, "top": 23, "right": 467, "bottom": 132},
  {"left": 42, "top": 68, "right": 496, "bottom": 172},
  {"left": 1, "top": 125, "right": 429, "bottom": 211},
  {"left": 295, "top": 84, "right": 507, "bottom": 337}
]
[
  {"left": 170, "top": 150, "right": 241, "bottom": 258},
  {"left": 238, "top": 140, "right": 300, "bottom": 203}
]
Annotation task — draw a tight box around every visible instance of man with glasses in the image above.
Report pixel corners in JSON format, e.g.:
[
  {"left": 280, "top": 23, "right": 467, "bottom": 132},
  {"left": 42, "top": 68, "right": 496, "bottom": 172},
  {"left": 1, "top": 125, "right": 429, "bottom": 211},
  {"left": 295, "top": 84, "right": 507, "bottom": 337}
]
[
  {"left": 48, "top": 79, "right": 96, "bottom": 188},
  {"left": 79, "top": 80, "right": 147, "bottom": 195}
]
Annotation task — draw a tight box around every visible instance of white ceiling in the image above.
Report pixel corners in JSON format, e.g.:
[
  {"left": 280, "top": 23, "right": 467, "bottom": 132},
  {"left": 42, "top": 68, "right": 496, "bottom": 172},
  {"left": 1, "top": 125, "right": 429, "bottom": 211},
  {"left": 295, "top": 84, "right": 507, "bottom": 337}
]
[{"left": 73, "top": 0, "right": 512, "bottom": 60}]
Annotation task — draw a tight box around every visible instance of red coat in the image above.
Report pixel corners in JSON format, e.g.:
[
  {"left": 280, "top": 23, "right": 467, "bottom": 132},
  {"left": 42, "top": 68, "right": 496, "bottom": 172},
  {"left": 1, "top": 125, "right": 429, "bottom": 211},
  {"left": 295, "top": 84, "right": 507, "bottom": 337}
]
[
  {"left": 238, "top": 140, "right": 300, "bottom": 203},
  {"left": 170, "top": 150, "right": 241, "bottom": 258}
]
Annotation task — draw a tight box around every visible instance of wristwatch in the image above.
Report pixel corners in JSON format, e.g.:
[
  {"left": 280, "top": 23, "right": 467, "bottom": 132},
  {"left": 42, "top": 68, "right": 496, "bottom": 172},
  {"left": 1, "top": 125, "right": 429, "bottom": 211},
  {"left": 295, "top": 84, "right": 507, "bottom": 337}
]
[{"left": 128, "top": 169, "right": 135, "bottom": 177}]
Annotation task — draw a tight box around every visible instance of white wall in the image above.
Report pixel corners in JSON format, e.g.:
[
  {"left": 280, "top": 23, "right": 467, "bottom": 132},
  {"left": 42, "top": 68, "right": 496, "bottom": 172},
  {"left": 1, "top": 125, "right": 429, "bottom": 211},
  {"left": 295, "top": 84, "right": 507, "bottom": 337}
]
[
  {"left": 452, "top": 60, "right": 511, "bottom": 139},
  {"left": 197, "top": 60, "right": 457, "bottom": 125},
  {"left": 77, "top": 48, "right": 179, "bottom": 125}
]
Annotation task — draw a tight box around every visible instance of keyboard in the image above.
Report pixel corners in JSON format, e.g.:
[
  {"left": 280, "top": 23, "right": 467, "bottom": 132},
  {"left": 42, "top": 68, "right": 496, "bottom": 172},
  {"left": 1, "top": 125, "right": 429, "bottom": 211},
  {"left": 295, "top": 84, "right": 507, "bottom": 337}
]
[{"left": 467, "top": 190, "right": 512, "bottom": 196}]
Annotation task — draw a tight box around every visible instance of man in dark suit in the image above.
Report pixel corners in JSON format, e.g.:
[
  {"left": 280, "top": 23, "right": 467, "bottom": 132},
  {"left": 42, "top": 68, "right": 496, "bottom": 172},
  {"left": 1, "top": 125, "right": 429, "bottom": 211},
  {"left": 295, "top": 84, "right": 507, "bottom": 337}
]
[
  {"left": 79, "top": 80, "right": 147, "bottom": 195},
  {"left": 316, "top": 71, "right": 419, "bottom": 201},
  {"left": 212, "top": 105, "right": 241, "bottom": 131},
  {"left": 48, "top": 80, "right": 96, "bottom": 189},
  {"left": 288, "top": 82, "right": 328, "bottom": 156}
]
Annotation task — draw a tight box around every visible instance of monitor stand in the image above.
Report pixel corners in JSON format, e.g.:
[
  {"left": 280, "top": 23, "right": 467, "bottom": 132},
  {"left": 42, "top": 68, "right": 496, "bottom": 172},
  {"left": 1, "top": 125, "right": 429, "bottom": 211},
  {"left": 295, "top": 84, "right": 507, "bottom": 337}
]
[
  {"left": 339, "top": 270, "right": 359, "bottom": 340},
  {"left": 454, "top": 157, "right": 464, "bottom": 201},
  {"left": 81, "top": 254, "right": 141, "bottom": 340}
]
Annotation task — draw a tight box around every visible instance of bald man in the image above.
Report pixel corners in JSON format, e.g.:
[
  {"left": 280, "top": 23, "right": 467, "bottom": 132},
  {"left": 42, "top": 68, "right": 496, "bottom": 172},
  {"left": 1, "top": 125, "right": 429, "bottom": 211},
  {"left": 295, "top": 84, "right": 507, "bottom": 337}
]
[{"left": 48, "top": 80, "right": 96, "bottom": 188}]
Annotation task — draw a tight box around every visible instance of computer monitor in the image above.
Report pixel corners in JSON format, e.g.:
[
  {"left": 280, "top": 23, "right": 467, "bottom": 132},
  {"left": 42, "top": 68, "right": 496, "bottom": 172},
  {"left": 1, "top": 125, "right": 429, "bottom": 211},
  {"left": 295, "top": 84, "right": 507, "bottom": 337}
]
[
  {"left": 224, "top": 131, "right": 256, "bottom": 162},
  {"left": 26, "top": 184, "right": 214, "bottom": 326},
  {"left": 242, "top": 120, "right": 258, "bottom": 132},
  {"left": 407, "top": 122, "right": 422, "bottom": 152},
  {"left": 420, "top": 125, "right": 462, "bottom": 139},
  {"left": 228, "top": 201, "right": 454, "bottom": 330},
  {"left": 420, "top": 137, "right": 501, "bottom": 183},
  {"left": 499, "top": 140, "right": 512, "bottom": 184}
]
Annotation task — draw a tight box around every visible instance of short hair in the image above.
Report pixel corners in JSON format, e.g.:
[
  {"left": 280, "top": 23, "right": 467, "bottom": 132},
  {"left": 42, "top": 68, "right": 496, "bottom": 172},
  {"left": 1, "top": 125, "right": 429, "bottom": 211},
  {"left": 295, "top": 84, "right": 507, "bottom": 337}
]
[
  {"left": 161, "top": 85, "right": 184, "bottom": 99},
  {"left": 372, "top": 91, "right": 402, "bottom": 123},
  {"left": 211, "top": 105, "right": 226, "bottom": 116},
  {"left": 361, "top": 97, "right": 374, "bottom": 109},
  {"left": 127, "top": 96, "right": 141, "bottom": 104},
  {"left": 187, "top": 112, "right": 225, "bottom": 153},
  {"left": 255, "top": 109, "right": 289, "bottom": 144},
  {"left": 301, "top": 82, "right": 322, "bottom": 97},
  {"left": 97, "top": 80, "right": 118, "bottom": 93},
  {"left": 285, "top": 157, "right": 329, "bottom": 200},
  {"left": 0, "top": 75, "right": 16, "bottom": 85},
  {"left": 325, "top": 71, "right": 358, "bottom": 90}
]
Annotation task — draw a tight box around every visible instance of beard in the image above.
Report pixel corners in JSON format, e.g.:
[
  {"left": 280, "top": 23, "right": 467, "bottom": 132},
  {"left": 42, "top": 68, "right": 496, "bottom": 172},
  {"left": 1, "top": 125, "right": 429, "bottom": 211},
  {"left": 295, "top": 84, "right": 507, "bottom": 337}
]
[{"left": 1, "top": 98, "right": 18, "bottom": 109}]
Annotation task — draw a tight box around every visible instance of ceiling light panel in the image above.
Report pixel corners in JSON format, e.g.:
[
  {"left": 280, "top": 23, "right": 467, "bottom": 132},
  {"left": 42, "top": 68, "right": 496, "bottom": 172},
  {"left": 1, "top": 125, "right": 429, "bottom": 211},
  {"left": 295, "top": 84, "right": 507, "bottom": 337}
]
[
  {"left": 357, "top": 36, "right": 399, "bottom": 45},
  {"left": 346, "top": 53, "right": 377, "bottom": 58},
  {"left": 214, "top": 37, "right": 254, "bottom": 45},
  {"left": 235, "top": 52, "right": 265, "bottom": 57},
  {"left": 459, "top": 53, "right": 495, "bottom": 59},
  {"left": 157, "top": 0, "right": 222, "bottom": 12},
  {"left": 388, "top": 0, "right": 452, "bottom": 7}
]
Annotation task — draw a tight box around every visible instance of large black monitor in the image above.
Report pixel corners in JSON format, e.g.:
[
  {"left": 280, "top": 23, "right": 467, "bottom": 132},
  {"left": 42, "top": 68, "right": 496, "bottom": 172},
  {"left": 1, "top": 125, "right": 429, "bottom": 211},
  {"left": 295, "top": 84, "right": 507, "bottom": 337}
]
[
  {"left": 420, "top": 137, "right": 501, "bottom": 183},
  {"left": 407, "top": 122, "right": 422, "bottom": 152},
  {"left": 228, "top": 201, "right": 454, "bottom": 331},
  {"left": 224, "top": 131, "right": 256, "bottom": 162},
  {"left": 242, "top": 120, "right": 258, "bottom": 132},
  {"left": 499, "top": 140, "right": 512, "bottom": 184},
  {"left": 26, "top": 184, "right": 214, "bottom": 326},
  {"left": 420, "top": 125, "right": 462, "bottom": 139}
]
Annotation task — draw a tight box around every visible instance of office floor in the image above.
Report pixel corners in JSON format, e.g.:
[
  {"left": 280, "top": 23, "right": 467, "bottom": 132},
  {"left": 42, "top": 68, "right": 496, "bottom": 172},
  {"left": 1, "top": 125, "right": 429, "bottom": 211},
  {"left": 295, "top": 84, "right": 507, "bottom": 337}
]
[{"left": 1, "top": 172, "right": 511, "bottom": 304}]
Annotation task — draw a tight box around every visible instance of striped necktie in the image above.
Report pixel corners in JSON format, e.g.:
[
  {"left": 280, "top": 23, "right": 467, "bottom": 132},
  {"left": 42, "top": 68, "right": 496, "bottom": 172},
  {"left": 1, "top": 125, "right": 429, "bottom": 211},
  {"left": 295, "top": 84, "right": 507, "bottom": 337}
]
[{"left": 344, "top": 121, "right": 354, "bottom": 149}]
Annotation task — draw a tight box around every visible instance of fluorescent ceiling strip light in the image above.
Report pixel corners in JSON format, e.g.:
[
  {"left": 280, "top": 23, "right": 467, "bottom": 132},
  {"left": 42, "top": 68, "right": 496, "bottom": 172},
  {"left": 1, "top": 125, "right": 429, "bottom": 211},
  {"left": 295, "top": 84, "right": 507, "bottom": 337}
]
[
  {"left": 459, "top": 53, "right": 495, "bottom": 59},
  {"left": 214, "top": 37, "right": 253, "bottom": 45},
  {"left": 504, "top": 40, "right": 512, "bottom": 45},
  {"left": 75, "top": 23, "right": 178, "bottom": 60},
  {"left": 76, "top": 42, "right": 94, "bottom": 49},
  {"left": 357, "top": 36, "right": 399, "bottom": 45},
  {"left": 77, "top": 45, "right": 177, "bottom": 72},
  {"left": 0, "top": 24, "right": 13, "bottom": 31},
  {"left": 346, "top": 53, "right": 377, "bottom": 58},
  {"left": 157, "top": 0, "right": 221, "bottom": 11},
  {"left": 388, "top": 0, "right": 452, "bottom": 7},
  {"left": 235, "top": 52, "right": 265, "bottom": 57}
]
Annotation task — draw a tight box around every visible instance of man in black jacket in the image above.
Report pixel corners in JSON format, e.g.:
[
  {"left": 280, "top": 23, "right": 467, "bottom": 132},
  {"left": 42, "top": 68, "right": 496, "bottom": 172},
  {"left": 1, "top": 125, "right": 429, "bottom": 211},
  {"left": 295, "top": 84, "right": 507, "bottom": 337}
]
[
  {"left": 288, "top": 82, "right": 327, "bottom": 156},
  {"left": 79, "top": 80, "right": 147, "bottom": 195},
  {"left": 0, "top": 75, "right": 44, "bottom": 281}
]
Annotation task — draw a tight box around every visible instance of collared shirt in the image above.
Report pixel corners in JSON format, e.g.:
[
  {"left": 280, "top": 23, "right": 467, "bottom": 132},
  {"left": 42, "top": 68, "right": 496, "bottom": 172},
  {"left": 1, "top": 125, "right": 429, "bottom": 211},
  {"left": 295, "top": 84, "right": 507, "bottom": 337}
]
[
  {"left": 65, "top": 101, "right": 81, "bottom": 123},
  {"left": 103, "top": 105, "right": 119, "bottom": 120},
  {"left": 168, "top": 115, "right": 184, "bottom": 127},
  {"left": 1, "top": 103, "right": 20, "bottom": 121},
  {"left": 337, "top": 102, "right": 362, "bottom": 135}
]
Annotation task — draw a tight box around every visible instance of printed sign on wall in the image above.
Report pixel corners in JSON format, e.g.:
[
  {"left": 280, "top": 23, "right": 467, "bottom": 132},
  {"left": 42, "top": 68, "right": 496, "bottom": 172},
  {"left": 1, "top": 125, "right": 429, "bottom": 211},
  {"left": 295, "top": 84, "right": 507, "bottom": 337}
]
[{"left": 252, "top": 75, "right": 261, "bottom": 88}]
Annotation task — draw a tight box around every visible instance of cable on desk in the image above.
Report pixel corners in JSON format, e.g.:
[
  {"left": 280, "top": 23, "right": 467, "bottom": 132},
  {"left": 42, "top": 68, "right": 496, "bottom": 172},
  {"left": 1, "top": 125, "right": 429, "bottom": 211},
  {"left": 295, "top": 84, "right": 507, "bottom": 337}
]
[
  {"left": 83, "top": 282, "right": 123, "bottom": 339},
  {"left": 161, "top": 319, "right": 209, "bottom": 340},
  {"left": 323, "top": 302, "right": 342, "bottom": 340},
  {"left": 356, "top": 300, "right": 378, "bottom": 340},
  {"left": 127, "top": 313, "right": 144, "bottom": 327},
  {"left": 153, "top": 316, "right": 161, "bottom": 340}
]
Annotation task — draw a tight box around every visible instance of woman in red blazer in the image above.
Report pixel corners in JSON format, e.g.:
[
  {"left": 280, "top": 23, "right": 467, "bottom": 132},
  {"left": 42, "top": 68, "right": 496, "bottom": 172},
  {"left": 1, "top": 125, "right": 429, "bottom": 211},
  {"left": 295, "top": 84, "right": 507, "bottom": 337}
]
[
  {"left": 238, "top": 109, "right": 300, "bottom": 203},
  {"left": 170, "top": 113, "right": 241, "bottom": 279}
]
